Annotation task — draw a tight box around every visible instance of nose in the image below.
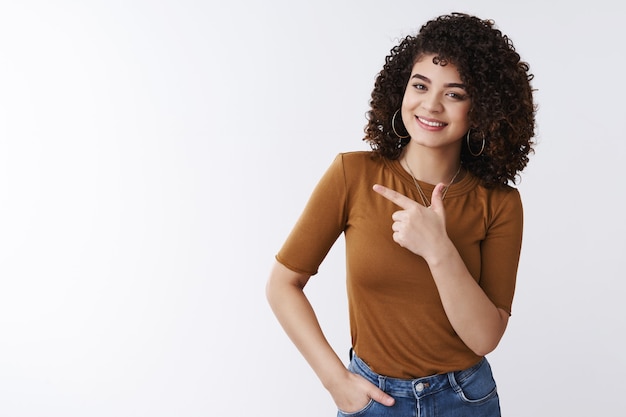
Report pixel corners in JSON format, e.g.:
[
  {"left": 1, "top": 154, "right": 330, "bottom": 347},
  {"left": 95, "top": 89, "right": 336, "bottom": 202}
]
[{"left": 421, "top": 93, "right": 443, "bottom": 113}]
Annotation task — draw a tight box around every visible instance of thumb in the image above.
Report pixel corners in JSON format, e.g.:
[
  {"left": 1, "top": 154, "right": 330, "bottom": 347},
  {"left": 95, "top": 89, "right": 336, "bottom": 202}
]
[
  {"left": 429, "top": 183, "right": 447, "bottom": 212},
  {"left": 369, "top": 387, "right": 395, "bottom": 407}
]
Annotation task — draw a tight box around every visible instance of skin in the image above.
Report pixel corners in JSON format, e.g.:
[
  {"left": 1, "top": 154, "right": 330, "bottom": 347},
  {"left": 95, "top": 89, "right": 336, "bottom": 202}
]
[
  {"left": 400, "top": 54, "right": 472, "bottom": 184},
  {"left": 266, "top": 54, "right": 509, "bottom": 413},
  {"left": 266, "top": 263, "right": 395, "bottom": 412}
]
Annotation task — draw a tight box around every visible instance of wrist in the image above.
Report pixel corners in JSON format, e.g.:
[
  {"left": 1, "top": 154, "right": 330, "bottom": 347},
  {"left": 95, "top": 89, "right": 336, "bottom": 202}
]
[
  {"left": 321, "top": 365, "right": 352, "bottom": 393},
  {"left": 424, "top": 237, "right": 455, "bottom": 267}
]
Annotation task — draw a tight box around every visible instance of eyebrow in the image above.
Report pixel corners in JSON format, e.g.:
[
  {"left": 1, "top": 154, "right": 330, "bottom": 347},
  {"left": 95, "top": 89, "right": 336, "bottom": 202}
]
[{"left": 410, "top": 73, "right": 466, "bottom": 89}]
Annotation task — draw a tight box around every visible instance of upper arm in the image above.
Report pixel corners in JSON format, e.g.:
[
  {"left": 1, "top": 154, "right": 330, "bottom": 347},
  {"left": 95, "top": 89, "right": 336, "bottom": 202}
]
[
  {"left": 480, "top": 189, "right": 524, "bottom": 314},
  {"left": 275, "top": 154, "right": 348, "bottom": 276}
]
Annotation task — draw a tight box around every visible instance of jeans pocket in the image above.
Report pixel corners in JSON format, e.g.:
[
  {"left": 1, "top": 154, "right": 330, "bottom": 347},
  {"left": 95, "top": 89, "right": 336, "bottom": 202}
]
[
  {"left": 451, "top": 359, "right": 499, "bottom": 405},
  {"left": 337, "top": 399, "right": 375, "bottom": 417}
]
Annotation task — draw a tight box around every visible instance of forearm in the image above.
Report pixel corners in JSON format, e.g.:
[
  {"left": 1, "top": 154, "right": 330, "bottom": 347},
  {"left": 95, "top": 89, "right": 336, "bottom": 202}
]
[
  {"left": 426, "top": 239, "right": 508, "bottom": 356},
  {"left": 265, "top": 263, "right": 347, "bottom": 390}
]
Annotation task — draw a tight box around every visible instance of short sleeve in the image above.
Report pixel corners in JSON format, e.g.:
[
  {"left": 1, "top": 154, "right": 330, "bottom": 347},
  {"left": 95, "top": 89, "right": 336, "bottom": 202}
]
[
  {"left": 275, "top": 154, "right": 348, "bottom": 275},
  {"left": 479, "top": 188, "right": 524, "bottom": 315}
]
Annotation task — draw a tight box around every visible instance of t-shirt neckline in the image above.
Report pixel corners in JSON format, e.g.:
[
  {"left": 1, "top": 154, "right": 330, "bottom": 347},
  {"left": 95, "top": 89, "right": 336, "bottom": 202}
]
[{"left": 385, "top": 158, "right": 479, "bottom": 198}]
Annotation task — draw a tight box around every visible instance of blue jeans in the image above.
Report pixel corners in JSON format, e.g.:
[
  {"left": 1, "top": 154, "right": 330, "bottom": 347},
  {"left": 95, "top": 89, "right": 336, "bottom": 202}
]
[{"left": 338, "top": 353, "right": 501, "bottom": 417}]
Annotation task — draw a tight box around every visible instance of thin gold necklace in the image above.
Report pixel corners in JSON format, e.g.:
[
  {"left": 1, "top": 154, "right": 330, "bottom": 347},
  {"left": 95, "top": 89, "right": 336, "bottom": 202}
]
[{"left": 403, "top": 161, "right": 462, "bottom": 207}]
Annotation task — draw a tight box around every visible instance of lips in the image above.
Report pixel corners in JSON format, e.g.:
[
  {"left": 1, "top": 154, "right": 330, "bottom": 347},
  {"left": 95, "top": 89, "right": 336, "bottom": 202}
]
[{"left": 416, "top": 116, "right": 447, "bottom": 127}]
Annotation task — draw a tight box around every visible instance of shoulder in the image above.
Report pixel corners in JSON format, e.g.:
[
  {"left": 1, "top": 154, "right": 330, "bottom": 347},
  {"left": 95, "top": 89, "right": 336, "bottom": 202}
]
[
  {"left": 322, "top": 151, "right": 391, "bottom": 193},
  {"left": 334, "top": 151, "right": 385, "bottom": 170},
  {"left": 337, "top": 150, "right": 377, "bottom": 160},
  {"left": 315, "top": 151, "right": 382, "bottom": 188},
  {"left": 470, "top": 177, "right": 521, "bottom": 202},
  {"left": 488, "top": 184, "right": 522, "bottom": 207},
  {"left": 473, "top": 182, "right": 523, "bottom": 225}
]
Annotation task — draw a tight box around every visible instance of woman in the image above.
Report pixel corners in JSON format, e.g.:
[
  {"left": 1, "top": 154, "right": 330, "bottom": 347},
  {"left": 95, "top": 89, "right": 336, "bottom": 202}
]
[{"left": 266, "top": 12, "right": 535, "bottom": 417}]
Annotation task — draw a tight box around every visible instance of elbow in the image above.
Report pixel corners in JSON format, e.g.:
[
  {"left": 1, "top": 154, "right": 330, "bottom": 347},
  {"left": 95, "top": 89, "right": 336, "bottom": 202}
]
[
  {"left": 265, "top": 264, "right": 285, "bottom": 307},
  {"left": 265, "top": 261, "right": 309, "bottom": 308},
  {"left": 469, "top": 339, "right": 500, "bottom": 357},
  {"left": 467, "top": 321, "right": 508, "bottom": 356},
  {"left": 265, "top": 277, "right": 286, "bottom": 316},
  {"left": 469, "top": 309, "right": 509, "bottom": 356},
  {"left": 265, "top": 274, "right": 280, "bottom": 307}
]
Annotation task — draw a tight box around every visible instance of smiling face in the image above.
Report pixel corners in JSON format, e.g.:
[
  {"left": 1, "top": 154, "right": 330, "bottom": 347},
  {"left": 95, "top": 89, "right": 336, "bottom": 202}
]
[{"left": 401, "top": 54, "right": 472, "bottom": 154}]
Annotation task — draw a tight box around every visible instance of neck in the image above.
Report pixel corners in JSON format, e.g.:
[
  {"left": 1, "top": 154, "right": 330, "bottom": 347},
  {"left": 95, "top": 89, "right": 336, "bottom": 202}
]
[{"left": 400, "top": 147, "right": 462, "bottom": 185}]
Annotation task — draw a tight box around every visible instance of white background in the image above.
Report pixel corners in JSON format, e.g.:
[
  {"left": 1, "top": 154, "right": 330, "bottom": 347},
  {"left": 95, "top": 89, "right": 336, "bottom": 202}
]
[{"left": 0, "top": 0, "right": 624, "bottom": 416}]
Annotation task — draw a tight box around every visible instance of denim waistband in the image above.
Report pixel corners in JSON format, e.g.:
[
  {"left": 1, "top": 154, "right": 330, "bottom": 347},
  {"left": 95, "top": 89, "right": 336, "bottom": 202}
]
[{"left": 350, "top": 353, "right": 487, "bottom": 399}]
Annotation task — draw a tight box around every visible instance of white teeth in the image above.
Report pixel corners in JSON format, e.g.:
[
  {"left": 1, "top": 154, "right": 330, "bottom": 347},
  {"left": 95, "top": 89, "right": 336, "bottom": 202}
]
[{"left": 418, "top": 117, "right": 445, "bottom": 127}]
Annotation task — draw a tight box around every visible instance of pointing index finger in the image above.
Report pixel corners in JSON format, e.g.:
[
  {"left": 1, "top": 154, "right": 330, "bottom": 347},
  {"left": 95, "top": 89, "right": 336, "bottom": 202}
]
[{"left": 372, "top": 184, "right": 417, "bottom": 209}]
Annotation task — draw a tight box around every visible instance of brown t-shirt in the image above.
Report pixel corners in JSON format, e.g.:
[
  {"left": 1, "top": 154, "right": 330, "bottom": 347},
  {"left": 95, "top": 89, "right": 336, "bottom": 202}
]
[{"left": 276, "top": 151, "right": 523, "bottom": 378}]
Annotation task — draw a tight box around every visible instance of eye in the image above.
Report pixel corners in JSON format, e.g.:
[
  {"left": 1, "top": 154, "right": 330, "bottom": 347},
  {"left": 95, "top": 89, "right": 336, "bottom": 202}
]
[
  {"left": 446, "top": 91, "right": 468, "bottom": 100},
  {"left": 412, "top": 83, "right": 427, "bottom": 91}
]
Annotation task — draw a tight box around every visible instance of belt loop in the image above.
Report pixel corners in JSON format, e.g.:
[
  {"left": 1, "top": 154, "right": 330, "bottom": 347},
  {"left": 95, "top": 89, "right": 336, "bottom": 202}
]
[
  {"left": 378, "top": 375, "right": 387, "bottom": 391},
  {"left": 447, "top": 371, "right": 462, "bottom": 394}
]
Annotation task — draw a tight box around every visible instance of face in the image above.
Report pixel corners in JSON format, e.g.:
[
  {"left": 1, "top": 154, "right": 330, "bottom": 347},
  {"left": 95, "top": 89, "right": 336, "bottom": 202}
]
[{"left": 401, "top": 54, "right": 471, "bottom": 152}]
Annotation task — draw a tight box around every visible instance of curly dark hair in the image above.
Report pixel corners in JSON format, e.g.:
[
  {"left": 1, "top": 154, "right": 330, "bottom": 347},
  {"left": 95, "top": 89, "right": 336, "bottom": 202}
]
[{"left": 364, "top": 13, "right": 536, "bottom": 188}]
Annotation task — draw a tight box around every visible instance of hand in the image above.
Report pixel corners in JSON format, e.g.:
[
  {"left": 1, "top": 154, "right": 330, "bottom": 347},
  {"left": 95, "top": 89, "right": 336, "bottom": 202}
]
[
  {"left": 372, "top": 183, "right": 449, "bottom": 260},
  {"left": 330, "top": 369, "right": 395, "bottom": 413}
]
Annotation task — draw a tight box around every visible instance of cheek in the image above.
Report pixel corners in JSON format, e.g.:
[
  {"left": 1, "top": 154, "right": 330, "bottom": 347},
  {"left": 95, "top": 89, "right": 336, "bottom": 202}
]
[
  {"left": 453, "top": 105, "right": 472, "bottom": 123},
  {"left": 400, "top": 106, "right": 414, "bottom": 127},
  {"left": 400, "top": 90, "right": 417, "bottom": 114}
]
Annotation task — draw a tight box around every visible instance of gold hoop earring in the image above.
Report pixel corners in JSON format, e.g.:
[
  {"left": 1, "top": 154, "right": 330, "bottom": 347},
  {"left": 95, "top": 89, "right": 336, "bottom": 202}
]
[
  {"left": 392, "top": 109, "right": 410, "bottom": 139},
  {"left": 466, "top": 129, "right": 485, "bottom": 157}
]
